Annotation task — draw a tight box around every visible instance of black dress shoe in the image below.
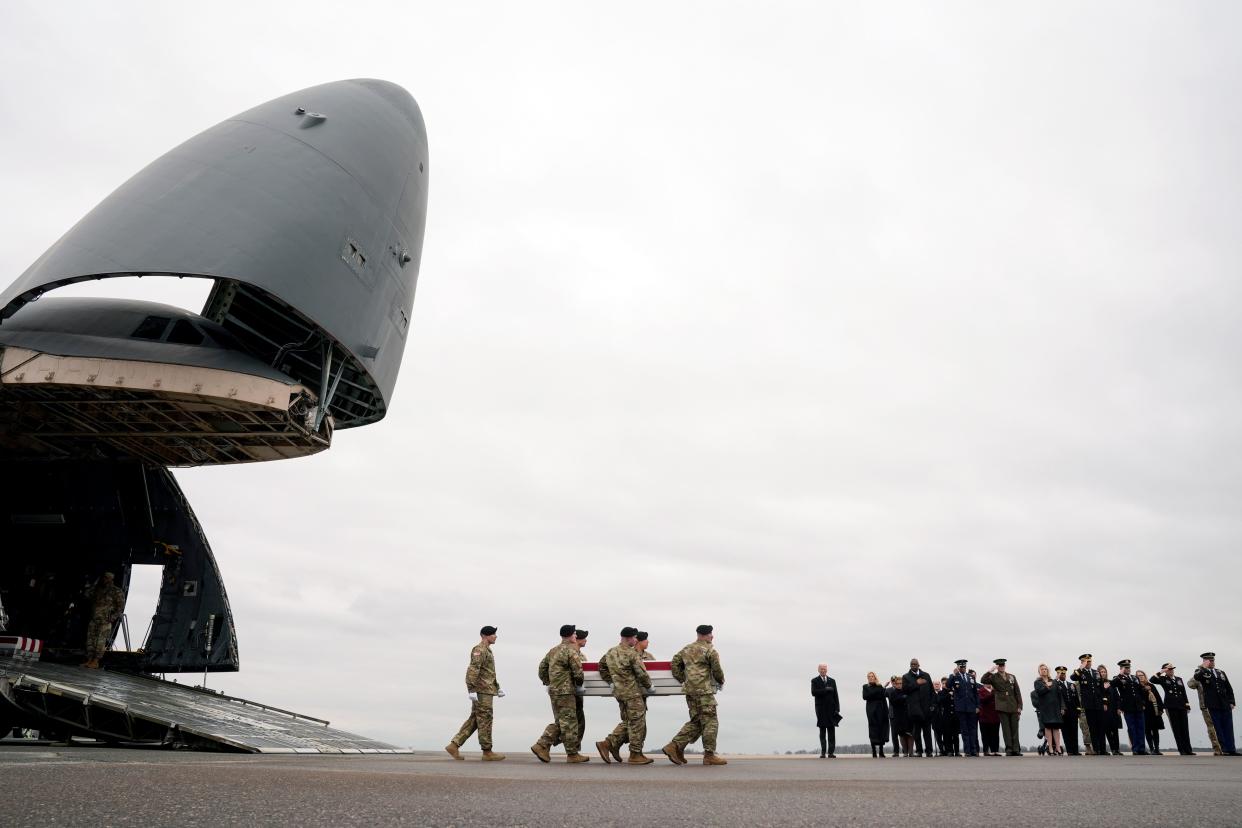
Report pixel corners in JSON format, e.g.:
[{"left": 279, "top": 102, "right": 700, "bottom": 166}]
[{"left": 828, "top": 754, "right": 836, "bottom": 758}]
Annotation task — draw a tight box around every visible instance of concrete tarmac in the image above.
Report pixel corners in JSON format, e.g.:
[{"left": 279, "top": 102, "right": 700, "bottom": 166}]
[{"left": 5, "top": 746, "right": 1241, "bottom": 826}]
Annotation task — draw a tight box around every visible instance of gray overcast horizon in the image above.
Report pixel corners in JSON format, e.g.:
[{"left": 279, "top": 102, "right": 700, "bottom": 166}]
[{"left": 1, "top": 2, "right": 1239, "bottom": 753}]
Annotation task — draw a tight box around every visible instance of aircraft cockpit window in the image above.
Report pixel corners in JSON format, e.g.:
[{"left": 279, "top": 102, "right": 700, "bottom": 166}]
[
  {"left": 131, "top": 315, "right": 171, "bottom": 340},
  {"left": 166, "top": 319, "right": 206, "bottom": 346}
]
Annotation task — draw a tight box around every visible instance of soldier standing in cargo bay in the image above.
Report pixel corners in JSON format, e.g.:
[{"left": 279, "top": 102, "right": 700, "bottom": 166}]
[
  {"left": 445, "top": 625, "right": 505, "bottom": 761},
  {"left": 531, "top": 624, "right": 589, "bottom": 763},
  {"left": 81, "top": 572, "right": 124, "bottom": 669},
  {"left": 663, "top": 624, "right": 727, "bottom": 766}
]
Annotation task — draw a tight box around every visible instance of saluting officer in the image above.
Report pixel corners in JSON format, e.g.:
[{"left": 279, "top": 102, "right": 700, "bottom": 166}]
[
  {"left": 981, "top": 658, "right": 1023, "bottom": 756},
  {"left": 1112, "top": 660, "right": 1149, "bottom": 755},
  {"left": 1152, "top": 662, "right": 1195, "bottom": 755},
  {"left": 946, "top": 659, "right": 980, "bottom": 757},
  {"left": 1054, "top": 666, "right": 1082, "bottom": 755},
  {"left": 1193, "top": 652, "right": 1238, "bottom": 756},
  {"left": 445, "top": 625, "right": 506, "bottom": 761},
  {"left": 1074, "top": 654, "right": 1106, "bottom": 756}
]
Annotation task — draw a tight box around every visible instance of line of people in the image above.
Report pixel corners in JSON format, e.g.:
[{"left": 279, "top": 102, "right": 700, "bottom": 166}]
[
  {"left": 445, "top": 624, "right": 729, "bottom": 765},
  {"left": 853, "top": 654, "right": 1236, "bottom": 758}
]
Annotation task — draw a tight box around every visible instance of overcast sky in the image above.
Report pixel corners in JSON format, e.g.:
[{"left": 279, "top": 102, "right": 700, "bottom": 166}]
[{"left": 2, "top": 3, "right": 1239, "bottom": 753}]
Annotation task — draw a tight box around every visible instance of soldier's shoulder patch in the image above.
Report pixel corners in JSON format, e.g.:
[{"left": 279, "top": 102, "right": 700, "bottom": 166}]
[{"left": 471, "top": 649, "right": 483, "bottom": 661}]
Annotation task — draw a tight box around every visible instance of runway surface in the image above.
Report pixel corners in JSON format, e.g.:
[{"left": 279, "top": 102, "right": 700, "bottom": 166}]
[{"left": 6, "top": 745, "right": 1241, "bottom": 826}]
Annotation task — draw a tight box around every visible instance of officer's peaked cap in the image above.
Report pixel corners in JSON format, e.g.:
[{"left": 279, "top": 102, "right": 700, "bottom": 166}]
[
  {"left": 1054, "top": 666, "right": 1067, "bottom": 672},
  {"left": 1201, "top": 652, "right": 1216, "bottom": 659},
  {"left": 993, "top": 658, "right": 1007, "bottom": 665},
  {"left": 954, "top": 659, "right": 968, "bottom": 665},
  {"left": 1078, "top": 653, "right": 1092, "bottom": 660},
  {"left": 1117, "top": 659, "right": 1131, "bottom": 667}
]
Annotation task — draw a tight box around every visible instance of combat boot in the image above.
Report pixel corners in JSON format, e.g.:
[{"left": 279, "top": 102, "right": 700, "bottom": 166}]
[
  {"left": 608, "top": 742, "right": 622, "bottom": 763},
  {"left": 530, "top": 743, "right": 551, "bottom": 763},
  {"left": 627, "top": 752, "right": 654, "bottom": 765},
  {"left": 445, "top": 742, "right": 463, "bottom": 760},
  {"left": 481, "top": 750, "right": 506, "bottom": 761},
  {"left": 566, "top": 752, "right": 590, "bottom": 763},
  {"left": 661, "top": 742, "right": 686, "bottom": 765},
  {"left": 702, "top": 752, "right": 728, "bottom": 765},
  {"left": 596, "top": 740, "right": 614, "bottom": 763}
]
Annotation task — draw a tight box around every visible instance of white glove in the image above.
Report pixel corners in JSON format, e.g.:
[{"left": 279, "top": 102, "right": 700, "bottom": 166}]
[
  {"left": 574, "top": 686, "right": 585, "bottom": 696},
  {"left": 643, "top": 687, "right": 655, "bottom": 696},
  {"left": 497, "top": 690, "right": 506, "bottom": 698},
  {"left": 468, "top": 692, "right": 478, "bottom": 702}
]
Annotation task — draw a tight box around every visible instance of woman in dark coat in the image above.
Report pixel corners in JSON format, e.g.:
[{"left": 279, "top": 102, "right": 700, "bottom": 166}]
[
  {"left": 1033, "top": 663, "right": 1065, "bottom": 755},
  {"left": 1137, "top": 670, "right": 1165, "bottom": 755},
  {"left": 863, "top": 672, "right": 889, "bottom": 758},
  {"left": 978, "top": 682, "right": 1001, "bottom": 756},
  {"left": 1099, "top": 665, "right": 1123, "bottom": 754},
  {"left": 886, "top": 675, "right": 912, "bottom": 758}
]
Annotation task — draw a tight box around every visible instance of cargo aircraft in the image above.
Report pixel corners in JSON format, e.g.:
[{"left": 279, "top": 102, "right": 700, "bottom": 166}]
[{"left": 0, "top": 79, "right": 426, "bottom": 752}]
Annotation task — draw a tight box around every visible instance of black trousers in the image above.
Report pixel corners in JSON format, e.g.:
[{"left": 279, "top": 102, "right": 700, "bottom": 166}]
[
  {"left": 1063, "top": 710, "right": 1081, "bottom": 753},
  {"left": 1085, "top": 708, "right": 1108, "bottom": 754},
  {"left": 910, "top": 716, "right": 934, "bottom": 755},
  {"left": 1106, "top": 725, "right": 1120, "bottom": 754},
  {"left": 1167, "top": 708, "right": 1193, "bottom": 754},
  {"left": 980, "top": 721, "right": 1000, "bottom": 753},
  {"left": 818, "top": 726, "right": 836, "bottom": 756}
]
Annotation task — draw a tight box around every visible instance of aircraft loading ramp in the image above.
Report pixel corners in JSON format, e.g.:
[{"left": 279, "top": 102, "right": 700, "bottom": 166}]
[{"left": 0, "top": 661, "right": 407, "bottom": 754}]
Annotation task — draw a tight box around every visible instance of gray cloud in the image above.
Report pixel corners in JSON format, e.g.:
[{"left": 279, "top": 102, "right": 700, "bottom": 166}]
[{"left": 1, "top": 2, "right": 1239, "bottom": 752}]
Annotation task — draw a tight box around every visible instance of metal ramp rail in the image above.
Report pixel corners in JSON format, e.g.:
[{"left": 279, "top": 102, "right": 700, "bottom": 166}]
[{"left": 0, "top": 661, "right": 406, "bottom": 754}]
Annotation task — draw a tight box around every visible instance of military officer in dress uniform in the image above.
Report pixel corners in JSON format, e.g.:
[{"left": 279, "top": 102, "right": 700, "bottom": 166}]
[
  {"left": 946, "top": 659, "right": 980, "bottom": 757},
  {"left": 1151, "top": 663, "right": 1195, "bottom": 755},
  {"left": 1074, "top": 654, "right": 1105, "bottom": 755},
  {"left": 981, "top": 658, "right": 1023, "bottom": 756},
  {"left": 1112, "top": 660, "right": 1149, "bottom": 755},
  {"left": 664, "top": 624, "right": 727, "bottom": 766},
  {"left": 446, "top": 625, "right": 506, "bottom": 761},
  {"left": 1055, "top": 666, "right": 1082, "bottom": 755},
  {"left": 1193, "top": 652, "right": 1238, "bottom": 756}
]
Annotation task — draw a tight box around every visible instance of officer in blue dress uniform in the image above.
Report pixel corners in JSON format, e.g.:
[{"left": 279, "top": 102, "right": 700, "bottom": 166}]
[{"left": 946, "top": 659, "right": 980, "bottom": 757}]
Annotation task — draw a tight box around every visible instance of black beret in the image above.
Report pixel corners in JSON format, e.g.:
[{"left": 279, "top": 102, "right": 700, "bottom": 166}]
[
  {"left": 620, "top": 626, "right": 639, "bottom": 638},
  {"left": 480, "top": 625, "right": 498, "bottom": 636},
  {"left": 696, "top": 624, "right": 713, "bottom": 635},
  {"left": 636, "top": 631, "right": 649, "bottom": 641},
  {"left": 559, "top": 624, "right": 576, "bottom": 638},
  {"left": 575, "top": 629, "right": 589, "bottom": 639}
]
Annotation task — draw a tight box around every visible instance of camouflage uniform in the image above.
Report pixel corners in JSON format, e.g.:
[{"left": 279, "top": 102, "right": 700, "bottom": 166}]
[
  {"left": 535, "top": 642, "right": 584, "bottom": 754},
  {"left": 670, "top": 639, "right": 725, "bottom": 752},
  {"left": 451, "top": 641, "right": 500, "bottom": 750},
  {"left": 1187, "top": 675, "right": 1223, "bottom": 755},
  {"left": 599, "top": 643, "right": 652, "bottom": 754},
  {"left": 639, "top": 650, "right": 655, "bottom": 662},
  {"left": 85, "top": 581, "right": 125, "bottom": 660},
  {"left": 574, "top": 646, "right": 587, "bottom": 742}
]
